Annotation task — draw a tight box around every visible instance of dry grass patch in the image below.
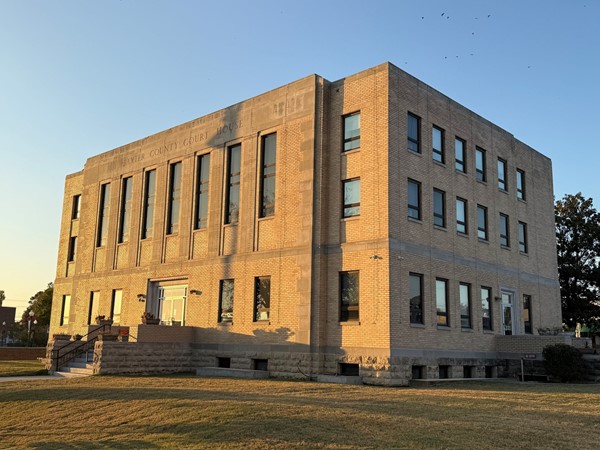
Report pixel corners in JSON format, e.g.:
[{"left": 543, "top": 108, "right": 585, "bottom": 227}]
[
  {"left": 0, "top": 360, "right": 47, "bottom": 377},
  {"left": 0, "top": 376, "right": 598, "bottom": 449}
]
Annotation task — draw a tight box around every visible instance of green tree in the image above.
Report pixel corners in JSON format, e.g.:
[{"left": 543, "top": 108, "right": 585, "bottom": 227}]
[
  {"left": 0, "top": 290, "right": 5, "bottom": 306},
  {"left": 19, "top": 283, "right": 53, "bottom": 345},
  {"left": 555, "top": 193, "right": 600, "bottom": 327}
]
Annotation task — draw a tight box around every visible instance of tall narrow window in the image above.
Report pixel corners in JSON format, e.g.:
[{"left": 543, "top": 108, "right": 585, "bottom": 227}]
[
  {"left": 118, "top": 177, "right": 133, "bottom": 243},
  {"left": 518, "top": 221, "right": 528, "bottom": 253},
  {"left": 455, "top": 137, "right": 466, "bottom": 173},
  {"left": 88, "top": 291, "right": 100, "bottom": 325},
  {"left": 475, "top": 147, "right": 486, "bottom": 182},
  {"left": 111, "top": 290, "right": 122, "bottom": 325},
  {"left": 68, "top": 236, "right": 77, "bottom": 262},
  {"left": 96, "top": 183, "right": 111, "bottom": 247},
  {"left": 477, "top": 205, "right": 488, "bottom": 240},
  {"left": 481, "top": 287, "right": 492, "bottom": 330},
  {"left": 60, "top": 295, "right": 71, "bottom": 326},
  {"left": 167, "top": 162, "right": 182, "bottom": 234},
  {"left": 460, "top": 283, "right": 471, "bottom": 329},
  {"left": 342, "top": 178, "right": 360, "bottom": 217},
  {"left": 340, "top": 271, "right": 359, "bottom": 322},
  {"left": 433, "top": 189, "right": 446, "bottom": 228},
  {"left": 408, "top": 179, "right": 421, "bottom": 220},
  {"left": 432, "top": 125, "right": 444, "bottom": 163},
  {"left": 436, "top": 278, "right": 449, "bottom": 326},
  {"left": 260, "top": 134, "right": 276, "bottom": 217},
  {"left": 218, "top": 279, "right": 234, "bottom": 323},
  {"left": 407, "top": 112, "right": 421, "bottom": 153},
  {"left": 498, "top": 158, "right": 507, "bottom": 191},
  {"left": 516, "top": 169, "right": 526, "bottom": 200},
  {"left": 499, "top": 213, "right": 510, "bottom": 247},
  {"left": 456, "top": 198, "right": 468, "bottom": 234},
  {"left": 343, "top": 112, "right": 360, "bottom": 151},
  {"left": 141, "top": 170, "right": 156, "bottom": 239},
  {"left": 72, "top": 195, "right": 81, "bottom": 220},
  {"left": 195, "top": 154, "right": 211, "bottom": 229},
  {"left": 409, "top": 273, "right": 423, "bottom": 324},
  {"left": 225, "top": 144, "right": 241, "bottom": 224},
  {"left": 523, "top": 294, "right": 532, "bottom": 334},
  {"left": 254, "top": 276, "right": 271, "bottom": 321}
]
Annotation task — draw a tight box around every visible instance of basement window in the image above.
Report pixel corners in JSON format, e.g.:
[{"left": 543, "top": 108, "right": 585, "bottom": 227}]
[
  {"left": 253, "top": 359, "right": 268, "bottom": 371},
  {"left": 339, "top": 363, "right": 359, "bottom": 376},
  {"left": 217, "top": 357, "right": 231, "bottom": 368}
]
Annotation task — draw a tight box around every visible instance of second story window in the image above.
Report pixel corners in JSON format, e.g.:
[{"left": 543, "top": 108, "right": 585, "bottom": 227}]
[
  {"left": 96, "top": 183, "right": 110, "bottom": 247},
  {"left": 518, "top": 221, "right": 528, "bottom": 253},
  {"left": 455, "top": 137, "right": 466, "bottom": 173},
  {"left": 460, "top": 283, "right": 472, "bottom": 329},
  {"left": 141, "top": 170, "right": 156, "bottom": 239},
  {"left": 499, "top": 213, "right": 510, "bottom": 247},
  {"left": 167, "top": 162, "right": 182, "bottom": 235},
  {"left": 254, "top": 276, "right": 271, "bottom": 322},
  {"left": 432, "top": 126, "right": 444, "bottom": 163},
  {"left": 456, "top": 198, "right": 467, "bottom": 234},
  {"left": 436, "top": 278, "right": 449, "bottom": 326},
  {"left": 516, "top": 169, "right": 526, "bottom": 200},
  {"left": 67, "top": 236, "right": 77, "bottom": 262},
  {"left": 498, "top": 158, "right": 507, "bottom": 191},
  {"left": 194, "top": 154, "right": 211, "bottom": 229},
  {"left": 433, "top": 189, "right": 446, "bottom": 228},
  {"left": 408, "top": 179, "right": 421, "bottom": 220},
  {"left": 259, "top": 134, "right": 277, "bottom": 217},
  {"left": 477, "top": 205, "right": 488, "bottom": 240},
  {"left": 118, "top": 177, "right": 133, "bottom": 243},
  {"left": 475, "top": 147, "right": 486, "bottom": 182},
  {"left": 343, "top": 178, "right": 360, "bottom": 217},
  {"left": 219, "top": 279, "right": 234, "bottom": 323},
  {"left": 407, "top": 112, "right": 421, "bottom": 153},
  {"left": 481, "top": 287, "right": 492, "bottom": 331},
  {"left": 343, "top": 112, "right": 360, "bottom": 151},
  {"left": 72, "top": 195, "right": 81, "bottom": 220},
  {"left": 225, "top": 144, "right": 241, "bottom": 224}
]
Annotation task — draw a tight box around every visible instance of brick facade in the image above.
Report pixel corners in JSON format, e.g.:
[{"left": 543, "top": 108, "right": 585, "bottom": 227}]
[{"left": 50, "top": 63, "right": 562, "bottom": 385}]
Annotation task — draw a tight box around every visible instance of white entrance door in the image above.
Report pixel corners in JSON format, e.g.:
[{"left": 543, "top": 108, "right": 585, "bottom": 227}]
[
  {"left": 501, "top": 291, "right": 514, "bottom": 335},
  {"left": 158, "top": 285, "right": 187, "bottom": 326}
]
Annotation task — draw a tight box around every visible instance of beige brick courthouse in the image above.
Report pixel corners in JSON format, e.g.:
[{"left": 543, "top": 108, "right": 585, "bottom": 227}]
[{"left": 49, "top": 63, "right": 564, "bottom": 384}]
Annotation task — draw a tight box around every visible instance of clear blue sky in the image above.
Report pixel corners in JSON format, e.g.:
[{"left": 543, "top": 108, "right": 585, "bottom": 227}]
[{"left": 1, "top": 0, "right": 598, "bottom": 317}]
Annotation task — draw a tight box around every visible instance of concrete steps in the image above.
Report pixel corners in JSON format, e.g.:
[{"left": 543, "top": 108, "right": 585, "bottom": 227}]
[{"left": 54, "top": 351, "right": 95, "bottom": 378}]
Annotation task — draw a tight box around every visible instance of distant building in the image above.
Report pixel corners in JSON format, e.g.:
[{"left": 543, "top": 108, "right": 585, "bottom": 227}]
[
  {"left": 49, "top": 63, "right": 563, "bottom": 384},
  {"left": 0, "top": 306, "right": 16, "bottom": 325}
]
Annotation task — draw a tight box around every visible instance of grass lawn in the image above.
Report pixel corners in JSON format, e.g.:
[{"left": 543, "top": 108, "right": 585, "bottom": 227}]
[
  {"left": 0, "top": 359, "right": 47, "bottom": 377},
  {"left": 0, "top": 376, "right": 598, "bottom": 449}
]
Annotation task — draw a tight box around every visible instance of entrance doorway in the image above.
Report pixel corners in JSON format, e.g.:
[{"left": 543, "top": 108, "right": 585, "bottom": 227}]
[{"left": 158, "top": 285, "right": 187, "bottom": 326}]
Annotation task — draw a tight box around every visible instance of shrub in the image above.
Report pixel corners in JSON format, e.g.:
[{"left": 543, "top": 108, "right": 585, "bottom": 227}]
[{"left": 542, "top": 343, "right": 585, "bottom": 382}]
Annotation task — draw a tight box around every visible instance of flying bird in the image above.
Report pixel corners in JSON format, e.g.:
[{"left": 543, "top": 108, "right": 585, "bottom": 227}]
[{"left": 441, "top": 12, "right": 445, "bottom": 16}]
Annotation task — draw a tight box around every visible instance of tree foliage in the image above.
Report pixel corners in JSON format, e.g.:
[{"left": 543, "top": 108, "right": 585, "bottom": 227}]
[
  {"left": 21, "top": 282, "right": 53, "bottom": 327},
  {"left": 543, "top": 343, "right": 585, "bottom": 382},
  {"left": 555, "top": 193, "right": 600, "bottom": 327}
]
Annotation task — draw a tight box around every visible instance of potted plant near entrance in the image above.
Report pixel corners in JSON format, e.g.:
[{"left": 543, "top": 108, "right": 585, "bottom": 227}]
[
  {"left": 95, "top": 315, "right": 114, "bottom": 326},
  {"left": 141, "top": 312, "right": 160, "bottom": 325}
]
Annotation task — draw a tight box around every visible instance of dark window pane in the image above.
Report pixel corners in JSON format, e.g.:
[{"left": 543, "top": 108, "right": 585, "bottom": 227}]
[
  {"left": 260, "top": 134, "right": 276, "bottom": 217},
  {"left": 167, "top": 162, "right": 182, "bottom": 234},
  {"left": 409, "top": 273, "right": 423, "bottom": 324},
  {"left": 523, "top": 294, "right": 532, "bottom": 334},
  {"left": 118, "top": 177, "right": 133, "bottom": 243},
  {"left": 407, "top": 113, "right": 420, "bottom": 153},
  {"left": 343, "top": 179, "right": 360, "bottom": 217},
  {"left": 408, "top": 179, "right": 421, "bottom": 220},
  {"left": 516, "top": 169, "right": 526, "bottom": 200},
  {"left": 195, "top": 154, "right": 211, "bottom": 229},
  {"left": 477, "top": 205, "right": 488, "bottom": 240},
  {"left": 254, "top": 277, "right": 271, "bottom": 321},
  {"left": 476, "top": 147, "right": 486, "bottom": 182},
  {"left": 498, "top": 158, "right": 507, "bottom": 191},
  {"left": 340, "top": 271, "right": 359, "bottom": 321},
  {"left": 432, "top": 126, "right": 444, "bottom": 163},
  {"left": 433, "top": 189, "right": 445, "bottom": 228},
  {"left": 519, "top": 222, "right": 528, "bottom": 253},
  {"left": 460, "top": 283, "right": 471, "bottom": 329},
  {"left": 455, "top": 138, "right": 466, "bottom": 172},
  {"left": 97, "top": 184, "right": 110, "bottom": 247},
  {"left": 436, "top": 279, "right": 448, "bottom": 326},
  {"left": 499, "top": 214, "right": 510, "bottom": 247},
  {"left": 343, "top": 113, "right": 360, "bottom": 151},
  {"left": 225, "top": 145, "right": 241, "bottom": 224},
  {"left": 482, "top": 287, "right": 492, "bottom": 330},
  {"left": 456, "top": 198, "right": 467, "bottom": 234},
  {"left": 219, "top": 279, "right": 234, "bottom": 323},
  {"left": 142, "top": 170, "right": 156, "bottom": 239}
]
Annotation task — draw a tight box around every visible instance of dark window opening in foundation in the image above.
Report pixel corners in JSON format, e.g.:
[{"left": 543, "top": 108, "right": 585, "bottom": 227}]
[
  {"left": 339, "top": 363, "right": 359, "bottom": 376},
  {"left": 253, "top": 359, "right": 268, "bottom": 371},
  {"left": 217, "top": 357, "right": 231, "bottom": 368},
  {"left": 439, "top": 365, "right": 451, "bottom": 379}
]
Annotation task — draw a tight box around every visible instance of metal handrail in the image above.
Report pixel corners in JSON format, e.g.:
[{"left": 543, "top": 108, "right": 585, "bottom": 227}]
[{"left": 53, "top": 324, "right": 109, "bottom": 371}]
